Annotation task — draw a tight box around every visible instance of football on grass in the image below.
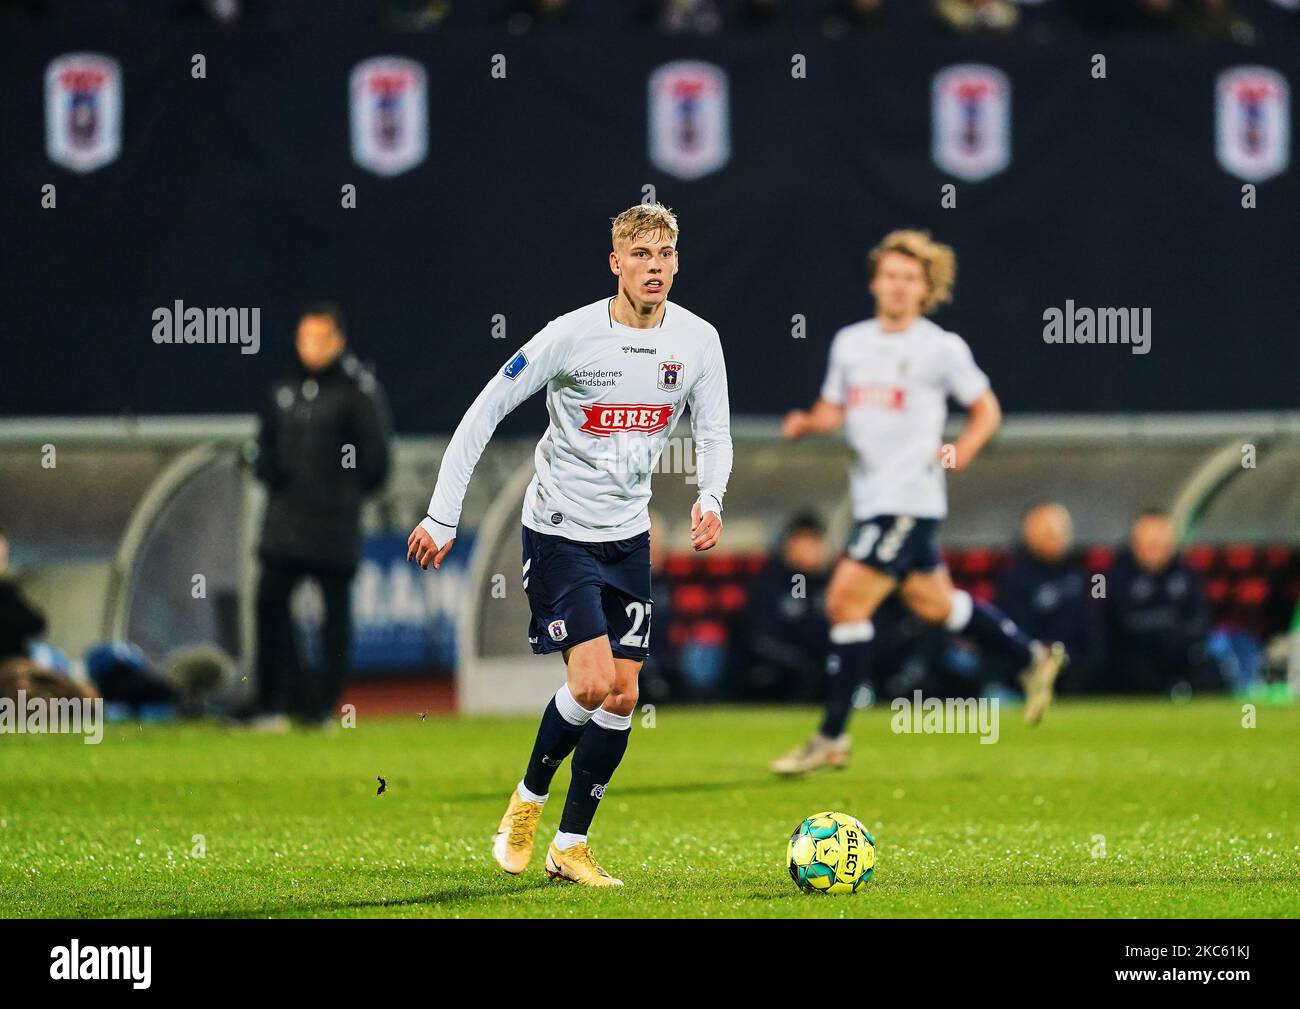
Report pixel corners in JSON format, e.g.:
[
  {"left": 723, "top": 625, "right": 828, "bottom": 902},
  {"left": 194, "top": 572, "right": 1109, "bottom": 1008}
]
[{"left": 787, "top": 811, "right": 875, "bottom": 893}]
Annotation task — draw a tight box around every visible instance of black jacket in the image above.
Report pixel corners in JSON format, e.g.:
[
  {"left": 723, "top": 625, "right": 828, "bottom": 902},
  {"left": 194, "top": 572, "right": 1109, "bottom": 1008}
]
[
  {"left": 0, "top": 578, "right": 47, "bottom": 662},
  {"left": 255, "top": 353, "right": 393, "bottom": 571},
  {"left": 1105, "top": 548, "right": 1210, "bottom": 661},
  {"left": 997, "top": 547, "right": 1093, "bottom": 663}
]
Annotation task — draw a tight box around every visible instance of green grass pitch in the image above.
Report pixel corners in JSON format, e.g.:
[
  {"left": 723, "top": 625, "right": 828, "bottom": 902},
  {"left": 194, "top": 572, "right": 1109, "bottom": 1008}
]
[{"left": 1, "top": 699, "right": 1296, "bottom": 918}]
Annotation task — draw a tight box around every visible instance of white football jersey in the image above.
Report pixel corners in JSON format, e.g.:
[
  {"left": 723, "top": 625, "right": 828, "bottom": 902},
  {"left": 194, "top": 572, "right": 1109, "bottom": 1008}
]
[
  {"left": 420, "top": 298, "right": 732, "bottom": 546},
  {"left": 820, "top": 316, "right": 989, "bottom": 520}
]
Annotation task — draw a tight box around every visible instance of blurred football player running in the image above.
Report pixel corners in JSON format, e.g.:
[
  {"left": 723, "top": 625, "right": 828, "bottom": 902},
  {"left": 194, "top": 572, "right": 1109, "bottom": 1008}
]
[
  {"left": 408, "top": 204, "right": 732, "bottom": 884},
  {"left": 772, "top": 230, "right": 1066, "bottom": 776}
]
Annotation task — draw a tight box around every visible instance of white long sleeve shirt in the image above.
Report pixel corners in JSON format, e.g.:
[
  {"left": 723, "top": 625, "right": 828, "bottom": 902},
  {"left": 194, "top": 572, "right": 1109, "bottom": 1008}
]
[{"left": 420, "top": 297, "right": 732, "bottom": 546}]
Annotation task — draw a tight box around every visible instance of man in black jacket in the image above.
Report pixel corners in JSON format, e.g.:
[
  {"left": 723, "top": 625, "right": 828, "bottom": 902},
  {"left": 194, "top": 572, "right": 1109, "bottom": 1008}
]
[
  {"left": 997, "top": 502, "right": 1094, "bottom": 691},
  {"left": 0, "top": 527, "right": 48, "bottom": 664},
  {"left": 726, "top": 512, "right": 832, "bottom": 701},
  {"left": 1104, "top": 509, "right": 1215, "bottom": 696},
  {"left": 252, "top": 304, "right": 392, "bottom": 727}
]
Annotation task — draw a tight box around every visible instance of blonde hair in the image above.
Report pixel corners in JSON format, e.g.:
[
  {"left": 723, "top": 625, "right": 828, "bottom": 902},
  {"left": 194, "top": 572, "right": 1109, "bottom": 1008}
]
[
  {"left": 611, "top": 202, "right": 679, "bottom": 249},
  {"left": 867, "top": 229, "right": 956, "bottom": 314}
]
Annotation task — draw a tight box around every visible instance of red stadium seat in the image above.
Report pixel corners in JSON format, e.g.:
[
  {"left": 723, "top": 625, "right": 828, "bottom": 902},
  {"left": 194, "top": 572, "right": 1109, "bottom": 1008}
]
[
  {"left": 717, "top": 583, "right": 747, "bottom": 613},
  {"left": 1186, "top": 545, "right": 1216, "bottom": 572},
  {"left": 672, "top": 584, "right": 713, "bottom": 615},
  {"left": 692, "top": 620, "right": 728, "bottom": 646},
  {"left": 1224, "top": 545, "right": 1256, "bottom": 571},
  {"left": 1234, "top": 578, "right": 1269, "bottom": 606},
  {"left": 1083, "top": 546, "right": 1115, "bottom": 572},
  {"left": 1264, "top": 545, "right": 1293, "bottom": 570},
  {"left": 705, "top": 555, "right": 738, "bottom": 578},
  {"left": 665, "top": 555, "right": 697, "bottom": 579}
]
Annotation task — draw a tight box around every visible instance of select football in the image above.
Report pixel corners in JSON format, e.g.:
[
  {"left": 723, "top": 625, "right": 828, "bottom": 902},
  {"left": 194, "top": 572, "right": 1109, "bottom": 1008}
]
[{"left": 787, "top": 811, "right": 875, "bottom": 893}]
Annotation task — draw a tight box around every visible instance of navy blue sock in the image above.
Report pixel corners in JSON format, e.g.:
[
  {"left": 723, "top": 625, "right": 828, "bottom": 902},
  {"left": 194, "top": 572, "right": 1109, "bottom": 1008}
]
[
  {"left": 558, "top": 715, "right": 631, "bottom": 836},
  {"left": 963, "top": 599, "right": 1034, "bottom": 668},
  {"left": 819, "top": 623, "right": 873, "bottom": 738},
  {"left": 522, "top": 692, "right": 590, "bottom": 798}
]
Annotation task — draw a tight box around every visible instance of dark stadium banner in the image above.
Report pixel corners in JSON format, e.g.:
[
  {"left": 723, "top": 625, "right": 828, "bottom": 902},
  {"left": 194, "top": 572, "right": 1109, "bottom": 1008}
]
[{"left": 2, "top": 26, "right": 1298, "bottom": 429}]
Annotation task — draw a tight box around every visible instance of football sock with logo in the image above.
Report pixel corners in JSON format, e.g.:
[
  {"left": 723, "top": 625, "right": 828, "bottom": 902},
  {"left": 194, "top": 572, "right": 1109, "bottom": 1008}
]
[
  {"left": 946, "top": 589, "right": 1034, "bottom": 668},
  {"left": 557, "top": 707, "right": 632, "bottom": 839},
  {"left": 521, "top": 684, "right": 595, "bottom": 800},
  {"left": 819, "top": 620, "right": 874, "bottom": 739}
]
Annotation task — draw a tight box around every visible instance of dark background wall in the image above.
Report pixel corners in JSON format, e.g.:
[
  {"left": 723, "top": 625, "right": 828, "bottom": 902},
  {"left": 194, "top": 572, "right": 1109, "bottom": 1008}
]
[{"left": 2, "top": 13, "right": 1296, "bottom": 433}]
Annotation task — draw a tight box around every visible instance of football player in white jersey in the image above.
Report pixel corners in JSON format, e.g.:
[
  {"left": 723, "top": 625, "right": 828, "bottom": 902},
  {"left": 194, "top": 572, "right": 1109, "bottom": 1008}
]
[
  {"left": 771, "top": 230, "right": 1066, "bottom": 776},
  {"left": 408, "top": 204, "right": 732, "bottom": 885}
]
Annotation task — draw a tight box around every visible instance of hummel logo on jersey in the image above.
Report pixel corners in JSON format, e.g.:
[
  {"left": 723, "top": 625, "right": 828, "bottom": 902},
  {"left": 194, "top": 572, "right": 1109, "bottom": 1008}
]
[
  {"left": 578, "top": 403, "right": 674, "bottom": 437},
  {"left": 547, "top": 619, "right": 568, "bottom": 641},
  {"left": 621, "top": 345, "right": 657, "bottom": 354}
]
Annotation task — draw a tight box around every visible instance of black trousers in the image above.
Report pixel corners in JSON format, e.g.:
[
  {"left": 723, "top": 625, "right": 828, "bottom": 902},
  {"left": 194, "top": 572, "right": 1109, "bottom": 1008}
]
[{"left": 255, "top": 559, "right": 354, "bottom": 721}]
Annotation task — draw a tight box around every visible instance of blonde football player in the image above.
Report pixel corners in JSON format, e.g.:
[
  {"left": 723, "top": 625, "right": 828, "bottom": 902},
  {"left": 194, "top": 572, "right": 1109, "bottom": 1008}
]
[
  {"left": 408, "top": 204, "right": 732, "bottom": 885},
  {"left": 772, "top": 231, "right": 1066, "bottom": 776}
]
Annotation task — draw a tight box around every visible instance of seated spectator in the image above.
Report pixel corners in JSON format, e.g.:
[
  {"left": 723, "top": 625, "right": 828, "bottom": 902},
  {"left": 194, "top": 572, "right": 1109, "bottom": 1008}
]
[
  {"left": 726, "top": 512, "right": 831, "bottom": 700},
  {"left": 997, "top": 502, "right": 1095, "bottom": 691},
  {"left": 0, "top": 527, "right": 47, "bottom": 665},
  {"left": 1103, "top": 509, "right": 1219, "bottom": 695}
]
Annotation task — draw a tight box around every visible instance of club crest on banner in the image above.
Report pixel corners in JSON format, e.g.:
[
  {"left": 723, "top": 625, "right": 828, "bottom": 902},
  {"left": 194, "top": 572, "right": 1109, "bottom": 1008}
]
[
  {"left": 45, "top": 53, "right": 122, "bottom": 174},
  {"left": 648, "top": 61, "right": 730, "bottom": 181},
  {"left": 1216, "top": 66, "right": 1289, "bottom": 183},
  {"left": 350, "top": 57, "right": 427, "bottom": 177},
  {"left": 932, "top": 64, "right": 1011, "bottom": 182}
]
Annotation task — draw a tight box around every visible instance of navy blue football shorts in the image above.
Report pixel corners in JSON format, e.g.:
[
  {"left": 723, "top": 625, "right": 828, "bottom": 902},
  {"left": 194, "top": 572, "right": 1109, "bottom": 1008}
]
[
  {"left": 843, "top": 515, "right": 943, "bottom": 580},
  {"left": 521, "top": 525, "right": 653, "bottom": 660}
]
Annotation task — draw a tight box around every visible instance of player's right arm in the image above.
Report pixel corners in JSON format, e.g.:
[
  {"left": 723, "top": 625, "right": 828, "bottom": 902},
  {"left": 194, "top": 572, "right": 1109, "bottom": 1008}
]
[
  {"left": 781, "top": 398, "right": 844, "bottom": 439},
  {"left": 408, "top": 321, "right": 569, "bottom": 570},
  {"left": 782, "top": 330, "right": 847, "bottom": 440}
]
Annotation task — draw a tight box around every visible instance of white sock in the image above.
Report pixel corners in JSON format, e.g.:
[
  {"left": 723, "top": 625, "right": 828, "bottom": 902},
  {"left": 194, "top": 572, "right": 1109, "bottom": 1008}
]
[
  {"left": 829, "top": 620, "right": 874, "bottom": 644},
  {"left": 517, "top": 779, "right": 547, "bottom": 805},
  {"left": 946, "top": 589, "right": 974, "bottom": 632},
  {"left": 554, "top": 683, "right": 598, "bottom": 726},
  {"left": 591, "top": 707, "right": 632, "bottom": 731},
  {"left": 553, "top": 830, "right": 587, "bottom": 850}
]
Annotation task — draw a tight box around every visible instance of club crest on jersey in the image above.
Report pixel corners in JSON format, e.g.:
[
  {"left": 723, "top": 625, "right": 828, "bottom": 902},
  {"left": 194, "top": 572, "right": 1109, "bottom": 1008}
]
[
  {"left": 649, "top": 60, "right": 730, "bottom": 181},
  {"left": 45, "top": 53, "right": 121, "bottom": 174},
  {"left": 547, "top": 619, "right": 568, "bottom": 642},
  {"left": 657, "top": 359, "right": 685, "bottom": 393},
  {"left": 1216, "top": 66, "right": 1289, "bottom": 183},
  {"left": 579, "top": 403, "right": 674, "bottom": 438},
  {"left": 932, "top": 63, "right": 1011, "bottom": 182},
  {"left": 350, "top": 56, "right": 427, "bottom": 177}
]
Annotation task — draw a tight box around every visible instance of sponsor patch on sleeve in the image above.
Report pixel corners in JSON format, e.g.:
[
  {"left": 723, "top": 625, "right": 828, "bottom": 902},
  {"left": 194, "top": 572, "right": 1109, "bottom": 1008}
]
[{"left": 503, "top": 351, "right": 529, "bottom": 380}]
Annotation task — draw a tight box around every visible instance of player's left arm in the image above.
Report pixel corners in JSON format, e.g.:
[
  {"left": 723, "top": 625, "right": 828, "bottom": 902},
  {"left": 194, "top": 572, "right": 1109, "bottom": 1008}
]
[
  {"left": 949, "top": 388, "right": 1001, "bottom": 472},
  {"left": 942, "top": 333, "right": 999, "bottom": 473},
  {"left": 686, "top": 331, "right": 733, "bottom": 552}
]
